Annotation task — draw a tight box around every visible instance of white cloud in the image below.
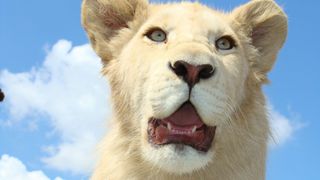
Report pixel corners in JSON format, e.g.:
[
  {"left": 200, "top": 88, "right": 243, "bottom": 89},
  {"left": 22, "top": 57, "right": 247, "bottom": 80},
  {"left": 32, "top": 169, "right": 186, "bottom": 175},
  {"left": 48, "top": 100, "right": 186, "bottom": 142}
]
[
  {"left": 0, "top": 154, "right": 61, "bottom": 180},
  {"left": 0, "top": 40, "right": 110, "bottom": 175},
  {"left": 268, "top": 104, "right": 304, "bottom": 147}
]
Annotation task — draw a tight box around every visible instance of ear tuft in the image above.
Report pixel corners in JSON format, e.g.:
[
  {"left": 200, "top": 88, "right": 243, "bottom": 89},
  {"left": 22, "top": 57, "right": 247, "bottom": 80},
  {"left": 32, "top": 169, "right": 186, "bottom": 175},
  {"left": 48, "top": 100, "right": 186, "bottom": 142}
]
[{"left": 231, "top": 0, "right": 288, "bottom": 75}]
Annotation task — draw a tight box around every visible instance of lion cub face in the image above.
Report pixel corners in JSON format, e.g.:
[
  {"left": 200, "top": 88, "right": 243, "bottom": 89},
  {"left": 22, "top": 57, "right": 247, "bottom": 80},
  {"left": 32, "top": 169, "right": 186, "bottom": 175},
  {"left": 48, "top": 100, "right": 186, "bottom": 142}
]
[
  {"left": 82, "top": 0, "right": 287, "bottom": 175},
  {"left": 117, "top": 4, "right": 248, "bottom": 173}
]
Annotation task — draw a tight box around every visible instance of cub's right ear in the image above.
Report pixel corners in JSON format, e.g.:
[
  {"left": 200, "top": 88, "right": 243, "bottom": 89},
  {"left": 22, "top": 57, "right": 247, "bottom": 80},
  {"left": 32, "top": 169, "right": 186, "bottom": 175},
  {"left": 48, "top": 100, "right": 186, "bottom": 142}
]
[{"left": 81, "top": 0, "right": 148, "bottom": 63}]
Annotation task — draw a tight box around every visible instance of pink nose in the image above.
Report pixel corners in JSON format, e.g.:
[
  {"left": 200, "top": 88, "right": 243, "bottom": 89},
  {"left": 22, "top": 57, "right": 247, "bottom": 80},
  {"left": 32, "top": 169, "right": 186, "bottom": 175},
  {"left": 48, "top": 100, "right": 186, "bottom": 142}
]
[{"left": 170, "top": 61, "right": 215, "bottom": 87}]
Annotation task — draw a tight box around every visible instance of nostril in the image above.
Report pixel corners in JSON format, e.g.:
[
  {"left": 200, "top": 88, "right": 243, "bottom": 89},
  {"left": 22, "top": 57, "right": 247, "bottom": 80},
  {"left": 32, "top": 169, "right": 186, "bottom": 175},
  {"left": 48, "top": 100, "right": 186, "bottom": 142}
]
[
  {"left": 199, "top": 65, "right": 215, "bottom": 79},
  {"left": 170, "top": 61, "right": 188, "bottom": 77}
]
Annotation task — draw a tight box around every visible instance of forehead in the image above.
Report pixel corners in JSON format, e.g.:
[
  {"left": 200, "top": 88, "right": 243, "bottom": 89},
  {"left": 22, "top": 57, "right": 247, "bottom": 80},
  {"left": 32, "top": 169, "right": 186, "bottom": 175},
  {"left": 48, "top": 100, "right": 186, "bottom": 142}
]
[{"left": 147, "top": 3, "right": 233, "bottom": 35}]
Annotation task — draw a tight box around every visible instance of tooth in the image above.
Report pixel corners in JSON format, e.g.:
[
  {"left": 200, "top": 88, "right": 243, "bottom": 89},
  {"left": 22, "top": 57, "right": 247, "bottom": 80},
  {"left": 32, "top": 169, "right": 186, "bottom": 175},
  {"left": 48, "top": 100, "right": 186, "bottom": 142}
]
[
  {"left": 192, "top": 126, "right": 197, "bottom": 133},
  {"left": 168, "top": 123, "right": 172, "bottom": 130}
]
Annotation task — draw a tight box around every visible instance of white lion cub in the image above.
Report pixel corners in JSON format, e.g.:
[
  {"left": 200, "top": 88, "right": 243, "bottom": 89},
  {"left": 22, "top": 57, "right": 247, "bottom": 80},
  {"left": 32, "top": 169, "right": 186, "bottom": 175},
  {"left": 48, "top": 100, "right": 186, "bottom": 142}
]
[{"left": 82, "top": 0, "right": 287, "bottom": 179}]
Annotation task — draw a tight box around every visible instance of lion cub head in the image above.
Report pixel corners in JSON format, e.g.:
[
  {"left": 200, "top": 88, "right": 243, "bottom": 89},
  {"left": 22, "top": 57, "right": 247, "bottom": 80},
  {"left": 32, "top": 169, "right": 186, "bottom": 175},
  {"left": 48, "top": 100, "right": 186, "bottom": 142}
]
[{"left": 82, "top": 0, "right": 287, "bottom": 175}]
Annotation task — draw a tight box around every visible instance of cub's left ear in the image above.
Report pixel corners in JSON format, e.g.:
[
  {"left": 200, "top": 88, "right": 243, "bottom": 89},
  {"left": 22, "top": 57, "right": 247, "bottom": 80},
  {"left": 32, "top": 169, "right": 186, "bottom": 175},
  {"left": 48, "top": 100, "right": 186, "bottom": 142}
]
[{"left": 231, "top": 0, "right": 288, "bottom": 74}]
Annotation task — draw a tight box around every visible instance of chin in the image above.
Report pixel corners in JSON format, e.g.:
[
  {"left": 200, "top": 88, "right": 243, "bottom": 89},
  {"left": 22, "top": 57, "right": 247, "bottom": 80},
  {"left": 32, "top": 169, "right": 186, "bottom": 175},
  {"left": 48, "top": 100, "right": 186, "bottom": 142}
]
[{"left": 142, "top": 143, "right": 214, "bottom": 174}]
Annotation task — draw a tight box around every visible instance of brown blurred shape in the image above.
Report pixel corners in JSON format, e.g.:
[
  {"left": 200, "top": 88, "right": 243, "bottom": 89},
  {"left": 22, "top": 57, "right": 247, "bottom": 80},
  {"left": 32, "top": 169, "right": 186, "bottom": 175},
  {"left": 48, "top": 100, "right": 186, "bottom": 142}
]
[{"left": 0, "top": 89, "right": 4, "bottom": 102}]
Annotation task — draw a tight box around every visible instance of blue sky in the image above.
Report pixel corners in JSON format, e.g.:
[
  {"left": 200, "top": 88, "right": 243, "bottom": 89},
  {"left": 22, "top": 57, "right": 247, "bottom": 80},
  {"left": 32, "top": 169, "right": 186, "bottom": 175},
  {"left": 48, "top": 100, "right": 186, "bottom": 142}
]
[{"left": 0, "top": 0, "right": 319, "bottom": 179}]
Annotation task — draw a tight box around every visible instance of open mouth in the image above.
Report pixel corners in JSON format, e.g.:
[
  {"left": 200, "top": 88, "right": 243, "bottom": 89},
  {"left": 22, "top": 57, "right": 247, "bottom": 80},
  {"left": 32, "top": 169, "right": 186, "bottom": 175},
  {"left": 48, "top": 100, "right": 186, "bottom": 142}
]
[{"left": 148, "top": 102, "right": 216, "bottom": 152}]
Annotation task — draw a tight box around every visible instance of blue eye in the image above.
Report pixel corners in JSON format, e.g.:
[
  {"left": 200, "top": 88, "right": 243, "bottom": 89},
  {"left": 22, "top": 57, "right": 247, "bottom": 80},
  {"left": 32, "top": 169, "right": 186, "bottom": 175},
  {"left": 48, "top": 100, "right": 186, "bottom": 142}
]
[
  {"left": 215, "top": 36, "right": 236, "bottom": 50},
  {"left": 146, "top": 28, "right": 167, "bottom": 42}
]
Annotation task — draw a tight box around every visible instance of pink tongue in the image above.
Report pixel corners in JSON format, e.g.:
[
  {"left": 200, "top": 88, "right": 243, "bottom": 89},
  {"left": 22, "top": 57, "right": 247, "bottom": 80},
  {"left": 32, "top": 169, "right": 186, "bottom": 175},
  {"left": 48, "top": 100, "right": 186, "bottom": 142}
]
[{"left": 163, "top": 102, "right": 204, "bottom": 128}]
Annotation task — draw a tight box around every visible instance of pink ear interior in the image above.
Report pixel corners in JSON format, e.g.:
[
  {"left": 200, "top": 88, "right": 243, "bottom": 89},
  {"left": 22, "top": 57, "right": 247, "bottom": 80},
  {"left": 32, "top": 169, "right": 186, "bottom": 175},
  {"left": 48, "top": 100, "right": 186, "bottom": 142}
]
[
  {"left": 100, "top": 5, "right": 130, "bottom": 30},
  {"left": 251, "top": 23, "right": 269, "bottom": 47}
]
